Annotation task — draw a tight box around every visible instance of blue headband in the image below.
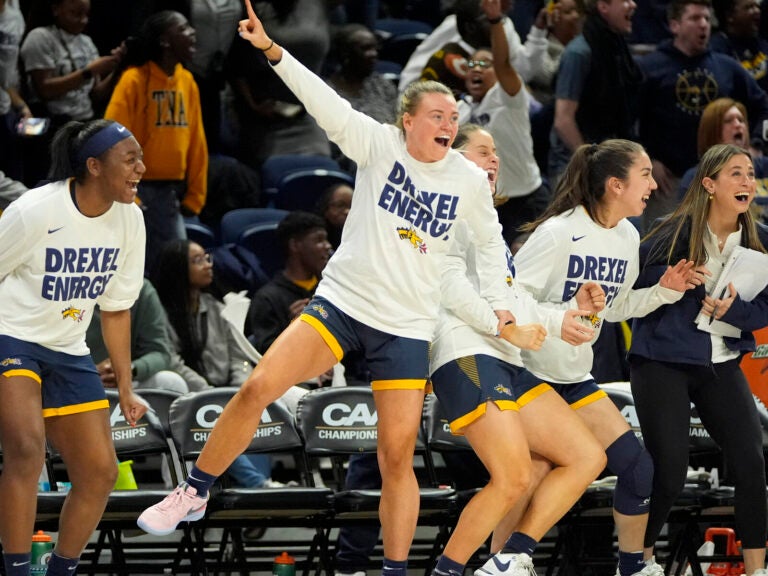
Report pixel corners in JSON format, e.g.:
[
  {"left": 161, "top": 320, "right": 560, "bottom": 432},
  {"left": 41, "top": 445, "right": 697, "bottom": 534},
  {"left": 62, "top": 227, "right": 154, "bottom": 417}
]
[{"left": 76, "top": 122, "right": 134, "bottom": 166}]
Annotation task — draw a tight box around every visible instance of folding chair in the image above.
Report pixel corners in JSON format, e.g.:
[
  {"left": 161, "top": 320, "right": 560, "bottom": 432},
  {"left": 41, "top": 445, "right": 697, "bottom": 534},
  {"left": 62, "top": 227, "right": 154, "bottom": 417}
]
[
  {"left": 168, "top": 387, "right": 334, "bottom": 576},
  {"left": 296, "top": 387, "right": 458, "bottom": 575},
  {"left": 72, "top": 389, "right": 185, "bottom": 575}
]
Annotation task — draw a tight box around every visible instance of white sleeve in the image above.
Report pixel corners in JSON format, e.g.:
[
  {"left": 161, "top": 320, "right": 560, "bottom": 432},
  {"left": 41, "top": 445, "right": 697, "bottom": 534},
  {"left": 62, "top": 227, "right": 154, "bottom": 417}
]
[
  {"left": 271, "top": 50, "right": 386, "bottom": 168},
  {"left": 504, "top": 19, "right": 532, "bottom": 83},
  {"left": 0, "top": 201, "right": 38, "bottom": 279},
  {"left": 603, "top": 254, "right": 683, "bottom": 321},
  {"left": 524, "top": 27, "right": 555, "bottom": 87},
  {"left": 98, "top": 207, "right": 146, "bottom": 312},
  {"left": 512, "top": 226, "right": 559, "bottom": 300},
  {"left": 463, "top": 180, "right": 512, "bottom": 310},
  {"left": 509, "top": 281, "right": 567, "bottom": 336},
  {"left": 440, "top": 226, "right": 499, "bottom": 336}
]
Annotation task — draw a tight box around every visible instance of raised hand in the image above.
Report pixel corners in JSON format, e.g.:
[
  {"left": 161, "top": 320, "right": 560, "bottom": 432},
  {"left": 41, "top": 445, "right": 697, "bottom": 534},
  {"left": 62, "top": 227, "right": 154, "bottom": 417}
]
[
  {"left": 239, "top": 0, "right": 275, "bottom": 52},
  {"left": 499, "top": 322, "right": 547, "bottom": 350},
  {"left": 659, "top": 259, "right": 697, "bottom": 292}
]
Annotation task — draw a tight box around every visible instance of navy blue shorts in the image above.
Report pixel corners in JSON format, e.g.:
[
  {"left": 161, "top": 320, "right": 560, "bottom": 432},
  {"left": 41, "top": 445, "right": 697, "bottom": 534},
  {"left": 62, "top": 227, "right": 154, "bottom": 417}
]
[
  {"left": 0, "top": 335, "right": 108, "bottom": 417},
  {"left": 300, "top": 296, "right": 429, "bottom": 391},
  {"left": 512, "top": 370, "right": 607, "bottom": 409},
  {"left": 431, "top": 354, "right": 521, "bottom": 434}
]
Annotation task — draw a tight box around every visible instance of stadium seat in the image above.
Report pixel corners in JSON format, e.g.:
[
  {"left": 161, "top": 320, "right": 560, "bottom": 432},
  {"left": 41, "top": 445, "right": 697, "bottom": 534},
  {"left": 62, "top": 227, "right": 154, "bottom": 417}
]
[
  {"left": 219, "top": 207, "right": 289, "bottom": 245},
  {"left": 261, "top": 154, "right": 342, "bottom": 204},
  {"left": 184, "top": 221, "right": 217, "bottom": 249},
  {"left": 274, "top": 169, "right": 355, "bottom": 213},
  {"left": 237, "top": 221, "right": 284, "bottom": 278}
]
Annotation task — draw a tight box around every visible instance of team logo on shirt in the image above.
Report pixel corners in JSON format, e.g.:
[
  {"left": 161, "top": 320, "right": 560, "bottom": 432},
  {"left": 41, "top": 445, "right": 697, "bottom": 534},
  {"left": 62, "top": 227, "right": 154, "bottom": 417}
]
[
  {"left": 583, "top": 313, "right": 602, "bottom": 330},
  {"left": 61, "top": 305, "right": 85, "bottom": 323},
  {"left": 494, "top": 384, "right": 512, "bottom": 396},
  {"left": 0, "top": 357, "right": 21, "bottom": 366},
  {"left": 397, "top": 227, "right": 428, "bottom": 254},
  {"left": 312, "top": 304, "right": 329, "bottom": 319}
]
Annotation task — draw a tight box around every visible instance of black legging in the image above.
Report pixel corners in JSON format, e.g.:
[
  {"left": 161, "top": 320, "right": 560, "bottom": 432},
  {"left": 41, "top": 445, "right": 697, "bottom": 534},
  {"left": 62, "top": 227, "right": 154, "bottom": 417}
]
[{"left": 630, "top": 357, "right": 767, "bottom": 549}]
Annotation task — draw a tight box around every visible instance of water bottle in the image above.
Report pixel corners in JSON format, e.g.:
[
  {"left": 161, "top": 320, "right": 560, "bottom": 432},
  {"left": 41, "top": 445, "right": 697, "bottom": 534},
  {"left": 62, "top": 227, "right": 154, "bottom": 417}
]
[
  {"left": 30, "top": 530, "right": 53, "bottom": 575},
  {"left": 272, "top": 551, "right": 296, "bottom": 576}
]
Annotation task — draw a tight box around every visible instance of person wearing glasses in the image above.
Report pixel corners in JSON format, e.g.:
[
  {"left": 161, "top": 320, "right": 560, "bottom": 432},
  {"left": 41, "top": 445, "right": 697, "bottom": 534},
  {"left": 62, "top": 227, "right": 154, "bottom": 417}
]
[
  {"left": 150, "top": 239, "right": 252, "bottom": 392},
  {"left": 458, "top": 0, "right": 550, "bottom": 247}
]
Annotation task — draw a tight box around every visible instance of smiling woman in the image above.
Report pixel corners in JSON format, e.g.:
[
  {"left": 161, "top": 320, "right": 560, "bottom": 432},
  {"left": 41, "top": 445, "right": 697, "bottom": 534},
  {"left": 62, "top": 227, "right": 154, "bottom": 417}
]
[
  {"left": 0, "top": 118, "right": 147, "bottom": 576},
  {"left": 631, "top": 143, "right": 768, "bottom": 576},
  {"left": 138, "top": 2, "right": 516, "bottom": 571}
]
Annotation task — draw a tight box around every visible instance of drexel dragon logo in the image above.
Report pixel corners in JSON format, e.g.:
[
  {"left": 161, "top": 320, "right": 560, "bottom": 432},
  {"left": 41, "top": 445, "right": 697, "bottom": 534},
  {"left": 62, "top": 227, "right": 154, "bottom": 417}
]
[
  {"left": 397, "top": 227, "right": 428, "bottom": 254},
  {"left": 0, "top": 357, "right": 21, "bottom": 366},
  {"left": 494, "top": 384, "right": 512, "bottom": 396},
  {"left": 583, "top": 313, "right": 602, "bottom": 330},
  {"left": 61, "top": 305, "right": 85, "bottom": 323},
  {"left": 312, "top": 304, "right": 329, "bottom": 319}
]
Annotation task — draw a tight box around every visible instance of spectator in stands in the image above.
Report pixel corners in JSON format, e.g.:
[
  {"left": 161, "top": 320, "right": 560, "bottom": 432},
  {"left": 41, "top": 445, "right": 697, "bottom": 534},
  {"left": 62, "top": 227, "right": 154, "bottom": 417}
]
[
  {"left": 399, "top": 0, "right": 533, "bottom": 94},
  {"left": 636, "top": 0, "right": 768, "bottom": 231},
  {"left": 710, "top": 0, "right": 768, "bottom": 93},
  {"left": 679, "top": 98, "right": 768, "bottom": 206},
  {"left": 317, "top": 181, "right": 353, "bottom": 249},
  {"left": 327, "top": 24, "right": 397, "bottom": 124},
  {"left": 105, "top": 10, "right": 208, "bottom": 274},
  {"left": 0, "top": 170, "right": 26, "bottom": 213},
  {"left": 0, "top": 0, "right": 28, "bottom": 183},
  {"left": 186, "top": 0, "right": 243, "bottom": 153},
  {"left": 548, "top": 0, "right": 642, "bottom": 184},
  {"left": 86, "top": 278, "right": 189, "bottom": 394},
  {"left": 151, "top": 239, "right": 252, "bottom": 391},
  {"left": 526, "top": 0, "right": 584, "bottom": 173},
  {"left": 631, "top": 143, "right": 768, "bottom": 576},
  {"left": 248, "top": 211, "right": 333, "bottom": 354},
  {"left": 19, "top": 0, "right": 125, "bottom": 186},
  {"left": 151, "top": 238, "right": 280, "bottom": 494},
  {"left": 457, "top": 0, "right": 549, "bottom": 246},
  {"left": 227, "top": 0, "right": 332, "bottom": 168},
  {"left": 525, "top": 0, "right": 584, "bottom": 107}
]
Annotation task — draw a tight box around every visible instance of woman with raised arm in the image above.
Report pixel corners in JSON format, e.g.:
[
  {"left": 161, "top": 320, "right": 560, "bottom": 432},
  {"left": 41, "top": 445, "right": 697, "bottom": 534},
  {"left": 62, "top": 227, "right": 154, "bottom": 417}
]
[{"left": 138, "top": 3, "right": 515, "bottom": 574}]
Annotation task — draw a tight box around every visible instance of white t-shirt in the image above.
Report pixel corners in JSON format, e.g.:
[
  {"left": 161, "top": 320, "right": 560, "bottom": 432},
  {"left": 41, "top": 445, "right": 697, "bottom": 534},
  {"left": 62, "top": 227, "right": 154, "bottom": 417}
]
[
  {"left": 458, "top": 82, "right": 542, "bottom": 198},
  {"left": 0, "top": 180, "right": 146, "bottom": 355},
  {"left": 514, "top": 207, "right": 682, "bottom": 383},
  {"left": 272, "top": 50, "right": 509, "bottom": 341},
  {"left": 398, "top": 15, "right": 529, "bottom": 94},
  {"left": 431, "top": 218, "right": 567, "bottom": 373}
]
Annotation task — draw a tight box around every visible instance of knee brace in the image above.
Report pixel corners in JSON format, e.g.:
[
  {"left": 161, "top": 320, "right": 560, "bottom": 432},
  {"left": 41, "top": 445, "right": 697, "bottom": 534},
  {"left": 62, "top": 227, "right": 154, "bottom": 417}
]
[{"left": 606, "top": 430, "right": 653, "bottom": 516}]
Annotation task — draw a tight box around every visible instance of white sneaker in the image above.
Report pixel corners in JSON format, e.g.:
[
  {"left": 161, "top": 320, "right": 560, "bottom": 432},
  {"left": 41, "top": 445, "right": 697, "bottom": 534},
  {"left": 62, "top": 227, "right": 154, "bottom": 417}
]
[
  {"left": 334, "top": 572, "right": 365, "bottom": 576},
  {"left": 475, "top": 552, "right": 536, "bottom": 576},
  {"left": 137, "top": 482, "right": 208, "bottom": 536},
  {"left": 616, "top": 557, "right": 665, "bottom": 576}
]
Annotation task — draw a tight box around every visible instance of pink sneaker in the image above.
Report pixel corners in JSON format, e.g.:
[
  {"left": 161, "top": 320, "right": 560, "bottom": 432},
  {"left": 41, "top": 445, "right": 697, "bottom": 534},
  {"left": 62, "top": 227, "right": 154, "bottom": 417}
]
[{"left": 137, "top": 483, "right": 208, "bottom": 535}]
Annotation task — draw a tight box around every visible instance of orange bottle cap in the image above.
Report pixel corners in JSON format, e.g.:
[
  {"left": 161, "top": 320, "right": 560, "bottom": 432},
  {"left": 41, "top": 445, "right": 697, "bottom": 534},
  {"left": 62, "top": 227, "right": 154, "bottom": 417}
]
[
  {"left": 274, "top": 552, "right": 295, "bottom": 564},
  {"left": 32, "top": 530, "right": 52, "bottom": 542}
]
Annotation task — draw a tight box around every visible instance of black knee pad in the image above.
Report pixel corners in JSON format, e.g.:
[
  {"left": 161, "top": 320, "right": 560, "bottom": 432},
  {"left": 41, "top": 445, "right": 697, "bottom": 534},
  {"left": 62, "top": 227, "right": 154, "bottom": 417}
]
[{"left": 606, "top": 430, "right": 653, "bottom": 515}]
